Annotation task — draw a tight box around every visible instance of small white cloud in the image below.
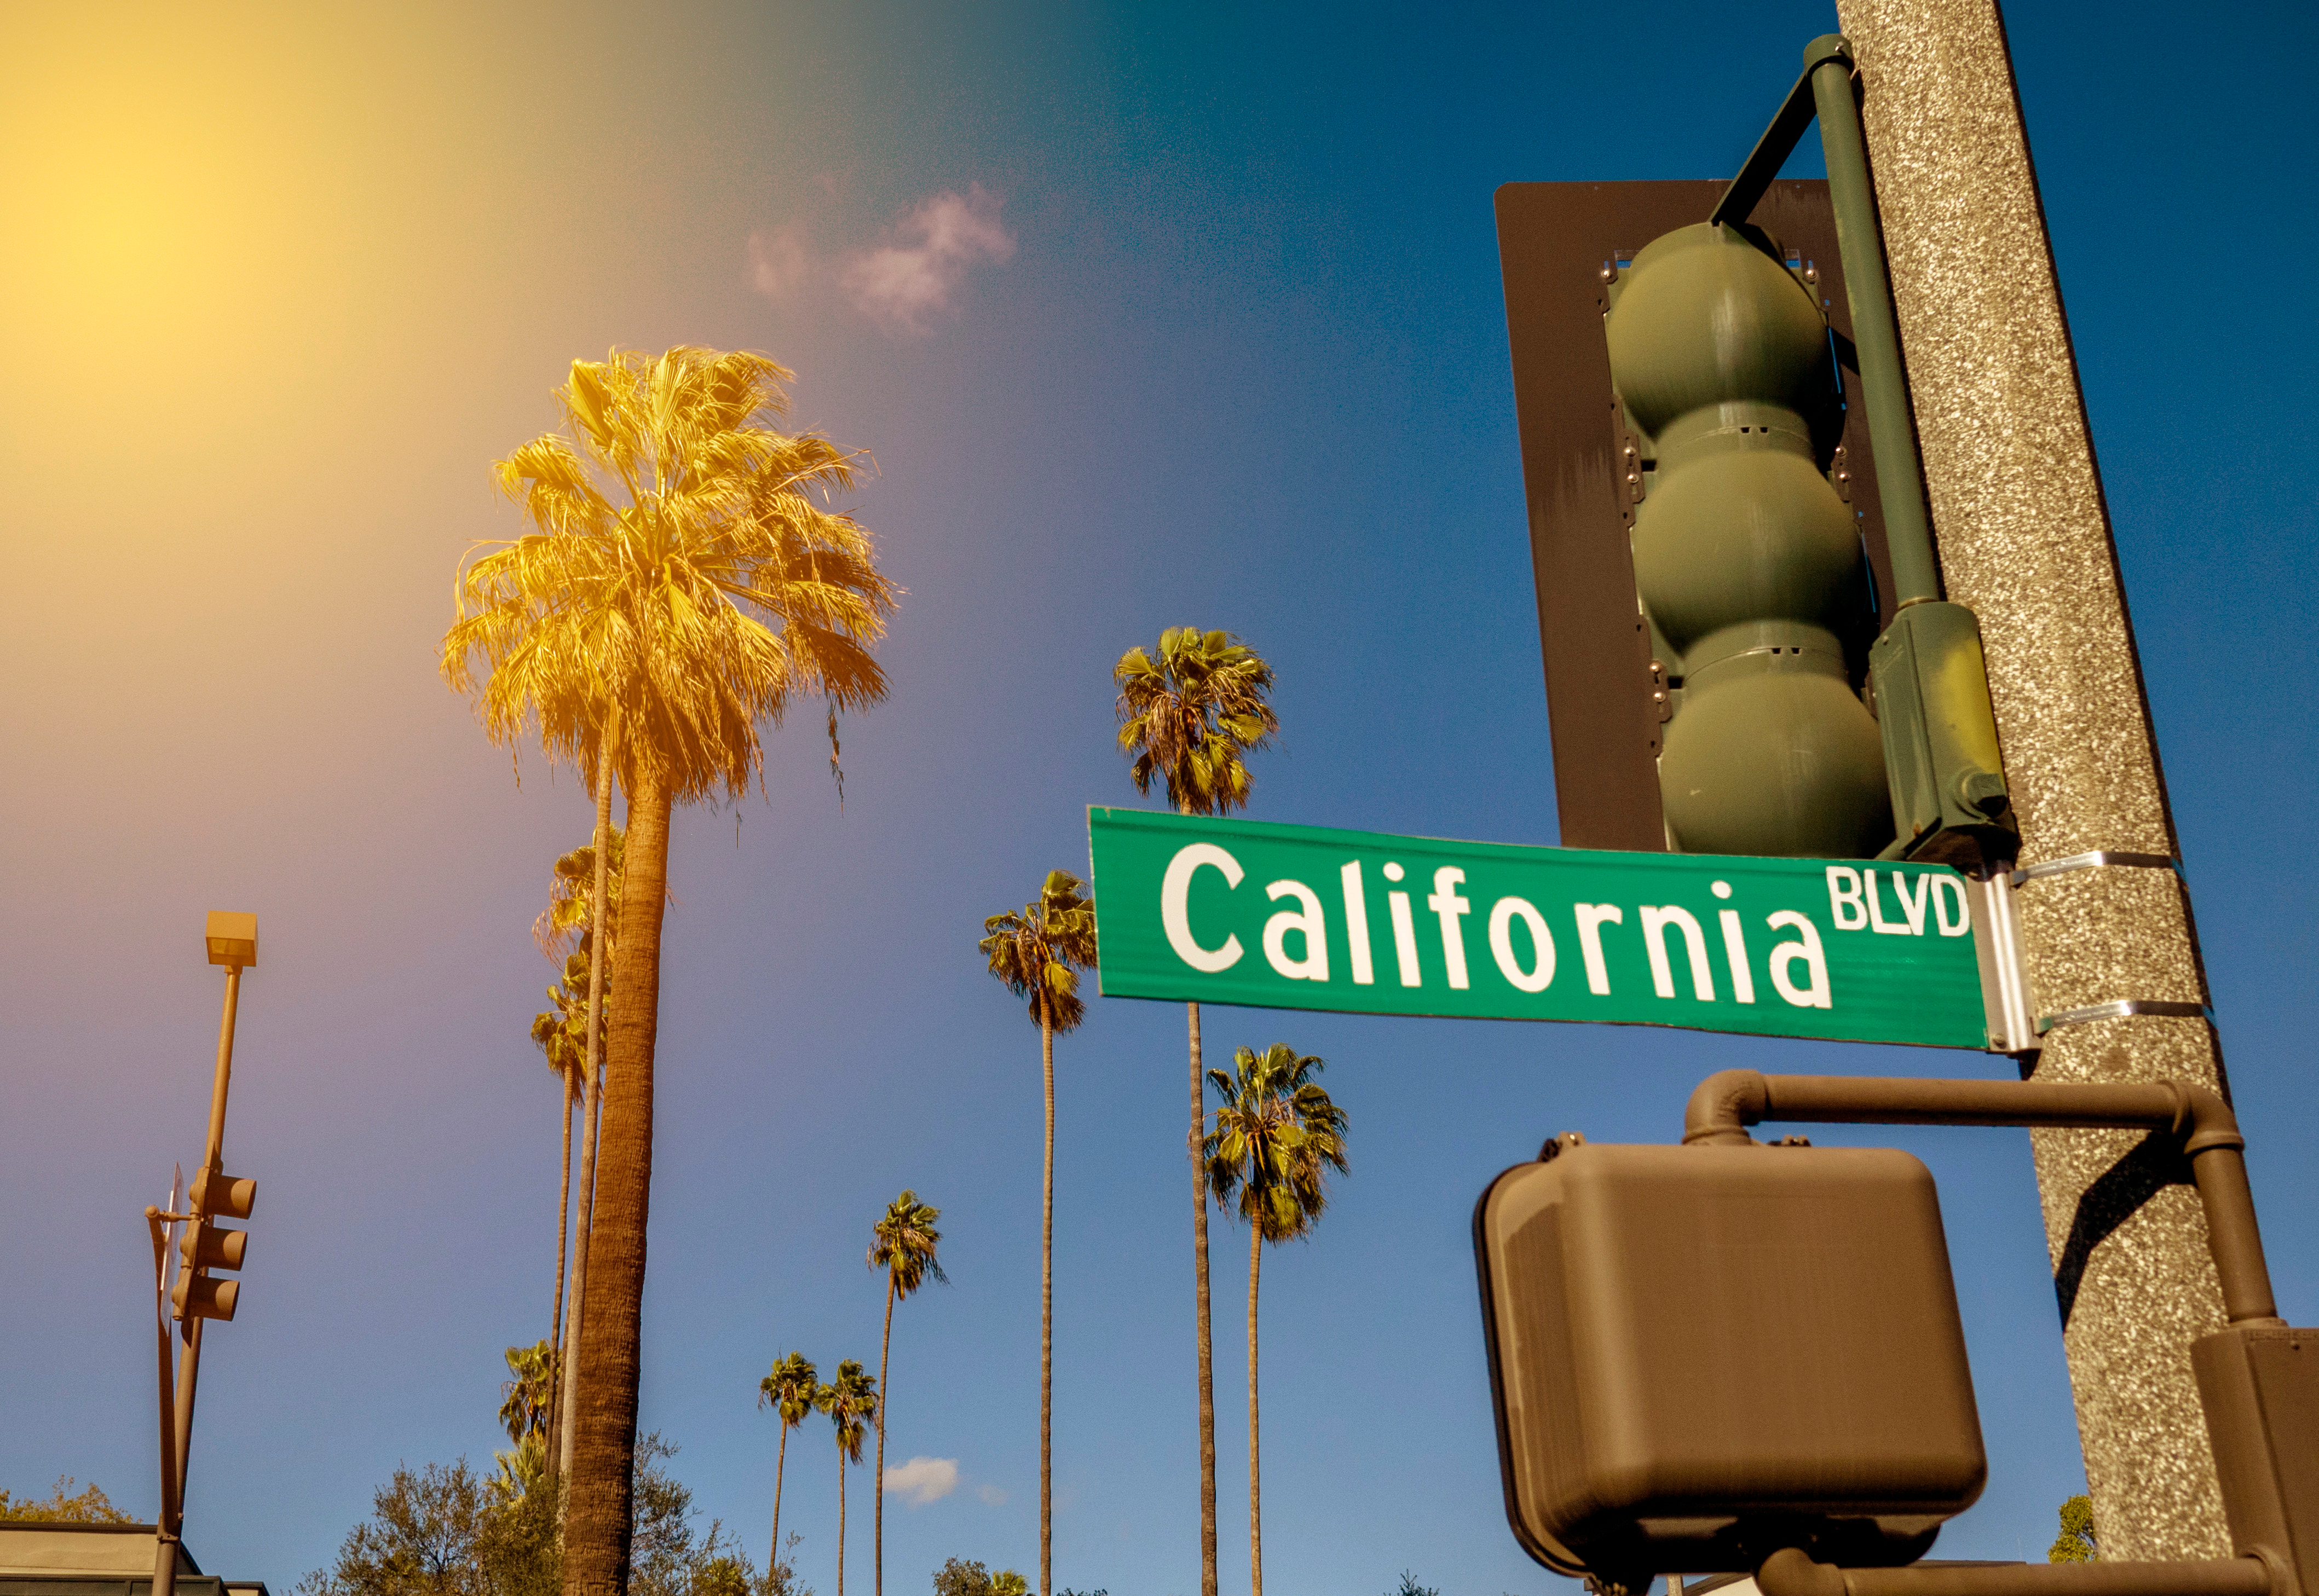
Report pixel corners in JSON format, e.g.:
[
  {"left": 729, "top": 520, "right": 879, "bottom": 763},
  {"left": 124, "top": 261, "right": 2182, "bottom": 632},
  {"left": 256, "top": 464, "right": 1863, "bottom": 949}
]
[
  {"left": 884, "top": 1456, "right": 960, "bottom": 1506},
  {"left": 747, "top": 224, "right": 812, "bottom": 302},
  {"left": 840, "top": 183, "right": 1017, "bottom": 337},
  {"left": 976, "top": 1483, "right": 1008, "bottom": 1506}
]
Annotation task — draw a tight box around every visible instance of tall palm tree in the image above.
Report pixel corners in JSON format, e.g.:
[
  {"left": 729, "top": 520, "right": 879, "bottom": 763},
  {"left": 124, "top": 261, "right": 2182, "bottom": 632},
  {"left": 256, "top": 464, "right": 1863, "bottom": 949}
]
[
  {"left": 818, "top": 1361, "right": 878, "bottom": 1596},
  {"left": 979, "top": 871, "right": 1098, "bottom": 1596},
  {"left": 1112, "top": 628, "right": 1277, "bottom": 1596},
  {"left": 445, "top": 346, "right": 899, "bottom": 1596},
  {"left": 867, "top": 1192, "right": 947, "bottom": 1596},
  {"left": 1202, "top": 1043, "right": 1348, "bottom": 1596},
  {"left": 535, "top": 830, "right": 625, "bottom": 1481},
  {"left": 530, "top": 947, "right": 584, "bottom": 1480},
  {"left": 757, "top": 1351, "right": 818, "bottom": 1577}
]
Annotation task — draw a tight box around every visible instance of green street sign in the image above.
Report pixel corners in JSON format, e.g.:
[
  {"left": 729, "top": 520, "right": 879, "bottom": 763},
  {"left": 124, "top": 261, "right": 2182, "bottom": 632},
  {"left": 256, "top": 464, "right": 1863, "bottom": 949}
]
[{"left": 1086, "top": 809, "right": 1988, "bottom": 1050}]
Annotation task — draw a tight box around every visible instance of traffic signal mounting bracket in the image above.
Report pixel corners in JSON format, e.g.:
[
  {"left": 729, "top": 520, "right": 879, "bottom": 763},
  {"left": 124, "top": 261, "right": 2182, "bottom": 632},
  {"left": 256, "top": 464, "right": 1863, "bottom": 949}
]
[{"left": 1716, "top": 36, "right": 2020, "bottom": 872}]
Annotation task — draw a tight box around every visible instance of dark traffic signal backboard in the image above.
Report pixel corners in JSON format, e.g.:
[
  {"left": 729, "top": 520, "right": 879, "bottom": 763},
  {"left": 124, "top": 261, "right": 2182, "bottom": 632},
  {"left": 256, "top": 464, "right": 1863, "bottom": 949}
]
[{"left": 1495, "top": 180, "right": 1901, "bottom": 854}]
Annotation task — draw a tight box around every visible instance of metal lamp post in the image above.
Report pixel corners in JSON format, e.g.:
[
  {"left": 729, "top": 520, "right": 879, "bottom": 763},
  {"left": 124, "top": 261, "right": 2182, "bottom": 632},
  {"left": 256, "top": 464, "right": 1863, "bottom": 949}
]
[{"left": 147, "top": 912, "right": 257, "bottom": 1596}]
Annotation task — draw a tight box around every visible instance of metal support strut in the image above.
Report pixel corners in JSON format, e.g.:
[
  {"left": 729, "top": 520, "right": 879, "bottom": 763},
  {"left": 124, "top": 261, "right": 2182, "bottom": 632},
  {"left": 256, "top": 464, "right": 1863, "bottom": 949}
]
[
  {"left": 1682, "top": 1070, "right": 2298, "bottom": 1596},
  {"left": 1682, "top": 1070, "right": 2280, "bottom": 1327}
]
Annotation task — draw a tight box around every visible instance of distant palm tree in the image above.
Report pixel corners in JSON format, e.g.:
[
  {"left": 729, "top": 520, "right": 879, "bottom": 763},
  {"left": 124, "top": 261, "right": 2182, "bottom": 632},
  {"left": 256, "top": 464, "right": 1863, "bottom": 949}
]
[
  {"left": 529, "top": 949, "right": 584, "bottom": 1479},
  {"left": 757, "top": 1351, "right": 819, "bottom": 1577},
  {"left": 445, "top": 346, "right": 898, "bottom": 1596},
  {"left": 1203, "top": 1043, "right": 1348, "bottom": 1596},
  {"left": 868, "top": 1193, "right": 947, "bottom": 1596},
  {"left": 980, "top": 871, "right": 1098, "bottom": 1596},
  {"left": 499, "top": 1339, "right": 559, "bottom": 1444},
  {"left": 818, "top": 1361, "right": 878, "bottom": 1596},
  {"left": 531, "top": 831, "right": 622, "bottom": 1482},
  {"left": 1113, "top": 628, "right": 1277, "bottom": 1596}
]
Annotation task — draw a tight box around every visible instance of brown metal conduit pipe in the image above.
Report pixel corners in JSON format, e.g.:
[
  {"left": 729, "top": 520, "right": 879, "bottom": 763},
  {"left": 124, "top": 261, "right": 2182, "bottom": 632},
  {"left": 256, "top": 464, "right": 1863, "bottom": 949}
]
[
  {"left": 1681, "top": 1070, "right": 2285, "bottom": 1328},
  {"left": 1756, "top": 1547, "right": 2285, "bottom": 1596}
]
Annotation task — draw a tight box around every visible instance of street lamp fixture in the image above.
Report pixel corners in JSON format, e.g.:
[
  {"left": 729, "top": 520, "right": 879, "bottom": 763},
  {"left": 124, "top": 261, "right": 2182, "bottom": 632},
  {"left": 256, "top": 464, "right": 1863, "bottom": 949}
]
[{"left": 204, "top": 912, "right": 257, "bottom": 969}]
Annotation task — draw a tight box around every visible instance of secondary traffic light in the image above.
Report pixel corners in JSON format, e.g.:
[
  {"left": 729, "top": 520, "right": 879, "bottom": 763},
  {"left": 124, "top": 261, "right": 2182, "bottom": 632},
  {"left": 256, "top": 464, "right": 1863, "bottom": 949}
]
[
  {"left": 172, "top": 1170, "right": 255, "bottom": 1323},
  {"left": 180, "top": 1219, "right": 246, "bottom": 1273},
  {"left": 1605, "top": 220, "right": 1891, "bottom": 859}
]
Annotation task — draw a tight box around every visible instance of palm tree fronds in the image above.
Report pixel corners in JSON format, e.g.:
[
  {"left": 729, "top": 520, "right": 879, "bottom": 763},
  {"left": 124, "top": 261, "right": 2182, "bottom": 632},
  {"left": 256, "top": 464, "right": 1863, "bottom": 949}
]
[
  {"left": 1202, "top": 1044, "right": 1348, "bottom": 1240},
  {"left": 1114, "top": 627, "right": 1278, "bottom": 816},
  {"left": 759, "top": 1351, "right": 820, "bottom": 1425},
  {"left": 443, "top": 345, "right": 898, "bottom": 807},
  {"left": 979, "top": 870, "right": 1099, "bottom": 1032},
  {"left": 869, "top": 1191, "right": 948, "bottom": 1296}
]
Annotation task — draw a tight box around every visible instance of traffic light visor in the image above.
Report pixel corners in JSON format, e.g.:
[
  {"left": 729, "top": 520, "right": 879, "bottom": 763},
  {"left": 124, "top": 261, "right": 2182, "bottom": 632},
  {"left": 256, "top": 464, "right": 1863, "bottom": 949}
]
[
  {"left": 171, "top": 1273, "right": 239, "bottom": 1322},
  {"left": 192, "top": 1170, "right": 256, "bottom": 1219}
]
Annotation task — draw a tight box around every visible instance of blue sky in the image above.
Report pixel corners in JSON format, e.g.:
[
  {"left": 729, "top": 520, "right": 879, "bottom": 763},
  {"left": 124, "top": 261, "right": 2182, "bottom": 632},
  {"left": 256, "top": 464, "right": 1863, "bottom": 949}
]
[{"left": 2, "top": 3, "right": 2314, "bottom": 1595}]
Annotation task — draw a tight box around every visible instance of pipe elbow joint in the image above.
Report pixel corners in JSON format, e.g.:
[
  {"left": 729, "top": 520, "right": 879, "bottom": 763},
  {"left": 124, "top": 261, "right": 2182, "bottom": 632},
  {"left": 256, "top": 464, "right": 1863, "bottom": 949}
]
[
  {"left": 1756, "top": 1549, "right": 1845, "bottom": 1596},
  {"left": 2174, "top": 1081, "right": 2245, "bottom": 1156},
  {"left": 1685, "top": 1068, "right": 1769, "bottom": 1145}
]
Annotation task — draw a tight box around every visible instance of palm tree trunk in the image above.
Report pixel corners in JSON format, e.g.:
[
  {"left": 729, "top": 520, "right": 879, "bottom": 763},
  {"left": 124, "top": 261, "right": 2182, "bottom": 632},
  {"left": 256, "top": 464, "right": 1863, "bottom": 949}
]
[
  {"left": 1040, "top": 993, "right": 1055, "bottom": 1596},
  {"left": 563, "top": 762, "right": 667, "bottom": 1596},
  {"left": 837, "top": 1447, "right": 848, "bottom": 1596},
  {"left": 560, "top": 1049, "right": 602, "bottom": 1479},
  {"left": 1248, "top": 1222, "right": 1263, "bottom": 1596},
  {"left": 875, "top": 1273, "right": 895, "bottom": 1596},
  {"left": 771, "top": 1425, "right": 789, "bottom": 1583},
  {"left": 546, "top": 1065, "right": 574, "bottom": 1482},
  {"left": 561, "top": 724, "right": 618, "bottom": 1482},
  {"left": 1189, "top": 998, "right": 1218, "bottom": 1596}
]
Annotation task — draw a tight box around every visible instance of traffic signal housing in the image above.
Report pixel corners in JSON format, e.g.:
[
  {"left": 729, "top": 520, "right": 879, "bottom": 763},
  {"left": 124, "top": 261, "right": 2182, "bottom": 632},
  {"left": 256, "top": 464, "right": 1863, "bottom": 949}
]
[
  {"left": 172, "top": 1170, "right": 254, "bottom": 1323},
  {"left": 1473, "top": 1135, "right": 1986, "bottom": 1585},
  {"left": 1605, "top": 219, "right": 1890, "bottom": 858},
  {"left": 190, "top": 1170, "right": 255, "bottom": 1219},
  {"left": 1496, "top": 180, "right": 1906, "bottom": 856}
]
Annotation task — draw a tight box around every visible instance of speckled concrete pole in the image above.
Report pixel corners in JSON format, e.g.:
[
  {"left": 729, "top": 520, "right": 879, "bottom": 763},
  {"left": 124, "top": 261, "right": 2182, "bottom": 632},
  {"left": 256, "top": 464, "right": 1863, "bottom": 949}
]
[{"left": 1831, "top": 0, "right": 2235, "bottom": 1562}]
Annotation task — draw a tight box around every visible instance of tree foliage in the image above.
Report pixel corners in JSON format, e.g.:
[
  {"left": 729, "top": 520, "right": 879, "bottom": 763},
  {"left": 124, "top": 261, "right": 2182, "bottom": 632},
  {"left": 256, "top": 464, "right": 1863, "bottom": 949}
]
[
  {"left": 298, "top": 1436, "right": 793, "bottom": 1596},
  {"left": 531, "top": 831, "right": 625, "bottom": 1077},
  {"left": 535, "top": 829, "right": 627, "bottom": 964},
  {"left": 929, "top": 1563, "right": 1030, "bottom": 1596},
  {"left": 868, "top": 1192, "right": 947, "bottom": 1300},
  {"left": 1113, "top": 627, "right": 1277, "bottom": 817},
  {"left": 759, "top": 1352, "right": 820, "bottom": 1429},
  {"left": 818, "top": 1364, "right": 877, "bottom": 1464},
  {"left": 444, "top": 346, "right": 900, "bottom": 805},
  {"left": 500, "top": 1342, "right": 558, "bottom": 1446},
  {"left": 630, "top": 1436, "right": 753, "bottom": 1596},
  {"left": 293, "top": 1459, "right": 549, "bottom": 1596},
  {"left": 978, "top": 872, "right": 1097, "bottom": 1032},
  {"left": 0, "top": 1477, "right": 132, "bottom": 1522},
  {"left": 2049, "top": 1494, "right": 2097, "bottom": 1563},
  {"left": 1204, "top": 1045, "right": 1349, "bottom": 1242}
]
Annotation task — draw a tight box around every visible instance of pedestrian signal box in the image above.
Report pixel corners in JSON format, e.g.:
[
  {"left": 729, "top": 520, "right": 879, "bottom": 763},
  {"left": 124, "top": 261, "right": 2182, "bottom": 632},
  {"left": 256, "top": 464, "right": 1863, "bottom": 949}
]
[{"left": 1473, "top": 1137, "right": 1986, "bottom": 1586}]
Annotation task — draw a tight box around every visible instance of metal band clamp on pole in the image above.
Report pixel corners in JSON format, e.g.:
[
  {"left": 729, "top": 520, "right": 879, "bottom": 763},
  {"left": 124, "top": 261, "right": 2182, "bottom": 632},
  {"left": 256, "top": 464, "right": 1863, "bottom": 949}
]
[{"left": 2012, "top": 851, "right": 2184, "bottom": 887}]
